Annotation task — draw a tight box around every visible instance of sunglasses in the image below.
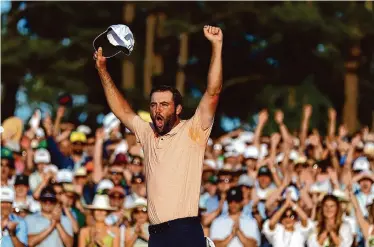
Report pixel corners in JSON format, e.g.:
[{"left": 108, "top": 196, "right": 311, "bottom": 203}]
[
  {"left": 134, "top": 207, "right": 147, "bottom": 213},
  {"left": 218, "top": 178, "right": 231, "bottom": 184},
  {"left": 282, "top": 213, "right": 296, "bottom": 220}
]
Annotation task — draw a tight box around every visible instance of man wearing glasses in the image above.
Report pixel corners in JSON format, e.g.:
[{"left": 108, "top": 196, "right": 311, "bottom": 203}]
[
  {"left": 25, "top": 187, "right": 73, "bottom": 247},
  {"left": 94, "top": 25, "right": 223, "bottom": 246}
]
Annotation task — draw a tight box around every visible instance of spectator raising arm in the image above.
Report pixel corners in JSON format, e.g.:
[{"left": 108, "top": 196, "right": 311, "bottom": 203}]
[
  {"left": 274, "top": 110, "right": 291, "bottom": 144},
  {"left": 299, "top": 104, "right": 312, "bottom": 152},
  {"left": 93, "top": 128, "right": 105, "bottom": 184},
  {"left": 94, "top": 47, "right": 137, "bottom": 132},
  {"left": 328, "top": 108, "right": 337, "bottom": 139}
]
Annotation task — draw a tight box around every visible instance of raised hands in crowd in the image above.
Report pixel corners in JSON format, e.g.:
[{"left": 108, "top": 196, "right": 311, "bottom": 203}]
[{"left": 2, "top": 101, "right": 374, "bottom": 247}]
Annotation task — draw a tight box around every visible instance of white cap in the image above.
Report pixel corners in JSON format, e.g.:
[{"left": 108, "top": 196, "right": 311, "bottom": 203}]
[
  {"left": 77, "top": 125, "right": 92, "bottom": 135},
  {"left": 74, "top": 167, "right": 87, "bottom": 177},
  {"left": 353, "top": 157, "right": 370, "bottom": 171},
  {"left": 0, "top": 186, "right": 15, "bottom": 202},
  {"left": 131, "top": 197, "right": 147, "bottom": 208},
  {"left": 203, "top": 159, "right": 216, "bottom": 169},
  {"left": 224, "top": 151, "right": 239, "bottom": 158},
  {"left": 103, "top": 112, "right": 121, "bottom": 135},
  {"left": 238, "top": 175, "right": 254, "bottom": 187},
  {"left": 237, "top": 132, "right": 254, "bottom": 143},
  {"left": 243, "top": 146, "right": 259, "bottom": 159},
  {"left": 231, "top": 140, "right": 247, "bottom": 154},
  {"left": 93, "top": 24, "right": 135, "bottom": 58},
  {"left": 56, "top": 169, "right": 74, "bottom": 183},
  {"left": 96, "top": 179, "right": 114, "bottom": 192},
  {"left": 34, "top": 148, "right": 51, "bottom": 164},
  {"left": 43, "top": 164, "right": 59, "bottom": 174}
]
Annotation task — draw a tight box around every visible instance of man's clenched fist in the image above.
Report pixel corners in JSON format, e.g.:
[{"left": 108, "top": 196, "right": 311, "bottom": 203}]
[
  {"left": 203, "top": 25, "right": 223, "bottom": 45},
  {"left": 94, "top": 47, "right": 107, "bottom": 70}
]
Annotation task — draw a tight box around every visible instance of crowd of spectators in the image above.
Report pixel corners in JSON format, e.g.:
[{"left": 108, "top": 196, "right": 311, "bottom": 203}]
[{"left": 2, "top": 104, "right": 374, "bottom": 247}]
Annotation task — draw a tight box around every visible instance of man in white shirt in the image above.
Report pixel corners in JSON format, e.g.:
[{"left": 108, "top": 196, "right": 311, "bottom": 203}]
[
  {"left": 210, "top": 186, "right": 261, "bottom": 247},
  {"left": 29, "top": 149, "right": 51, "bottom": 192}
]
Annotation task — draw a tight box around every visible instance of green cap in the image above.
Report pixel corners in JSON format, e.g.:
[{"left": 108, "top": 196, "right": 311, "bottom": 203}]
[
  {"left": 1, "top": 147, "right": 14, "bottom": 160},
  {"left": 208, "top": 175, "right": 218, "bottom": 184},
  {"left": 38, "top": 139, "right": 48, "bottom": 149}
]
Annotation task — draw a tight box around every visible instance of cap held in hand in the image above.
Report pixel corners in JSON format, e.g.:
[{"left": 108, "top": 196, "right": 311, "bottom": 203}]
[{"left": 93, "top": 24, "right": 135, "bottom": 58}]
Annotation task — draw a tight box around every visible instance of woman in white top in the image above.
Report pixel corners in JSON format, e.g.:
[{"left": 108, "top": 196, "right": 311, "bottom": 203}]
[
  {"left": 307, "top": 194, "right": 353, "bottom": 247},
  {"left": 263, "top": 193, "right": 312, "bottom": 247},
  {"left": 349, "top": 187, "right": 374, "bottom": 247}
]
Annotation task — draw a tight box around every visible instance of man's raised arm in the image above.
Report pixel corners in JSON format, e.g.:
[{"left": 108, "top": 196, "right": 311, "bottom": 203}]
[
  {"left": 94, "top": 47, "right": 136, "bottom": 131},
  {"left": 198, "top": 25, "right": 223, "bottom": 130}
]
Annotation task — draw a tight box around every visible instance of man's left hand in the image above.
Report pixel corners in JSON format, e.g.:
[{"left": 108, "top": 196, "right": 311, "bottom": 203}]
[{"left": 203, "top": 25, "right": 223, "bottom": 45}]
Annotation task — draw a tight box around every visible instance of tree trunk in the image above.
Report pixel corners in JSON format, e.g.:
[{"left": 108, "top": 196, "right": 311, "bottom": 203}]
[
  {"left": 176, "top": 33, "right": 188, "bottom": 96},
  {"left": 144, "top": 14, "right": 156, "bottom": 98},
  {"left": 122, "top": 3, "right": 135, "bottom": 90},
  {"left": 1, "top": 83, "right": 19, "bottom": 122},
  {"left": 343, "top": 45, "right": 361, "bottom": 134}
]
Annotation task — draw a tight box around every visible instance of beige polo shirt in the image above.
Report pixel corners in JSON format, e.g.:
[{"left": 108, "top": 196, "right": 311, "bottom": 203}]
[{"left": 131, "top": 108, "right": 212, "bottom": 224}]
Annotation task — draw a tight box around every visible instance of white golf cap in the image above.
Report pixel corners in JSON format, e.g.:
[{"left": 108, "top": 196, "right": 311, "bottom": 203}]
[
  {"left": 93, "top": 24, "right": 135, "bottom": 58},
  {"left": 56, "top": 169, "right": 74, "bottom": 183},
  {"left": 34, "top": 148, "right": 51, "bottom": 164},
  {"left": 353, "top": 157, "right": 370, "bottom": 171},
  {"left": 0, "top": 186, "right": 15, "bottom": 203},
  {"left": 243, "top": 146, "right": 259, "bottom": 159}
]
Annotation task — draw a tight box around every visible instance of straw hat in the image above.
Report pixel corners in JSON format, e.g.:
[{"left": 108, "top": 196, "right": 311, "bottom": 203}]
[{"left": 86, "top": 195, "right": 116, "bottom": 211}]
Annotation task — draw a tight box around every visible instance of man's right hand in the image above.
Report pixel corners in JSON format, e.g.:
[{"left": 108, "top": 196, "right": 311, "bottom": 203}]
[{"left": 94, "top": 47, "right": 107, "bottom": 70}]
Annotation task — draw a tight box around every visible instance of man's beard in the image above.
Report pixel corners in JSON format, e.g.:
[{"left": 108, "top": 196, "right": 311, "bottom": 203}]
[{"left": 151, "top": 111, "right": 177, "bottom": 136}]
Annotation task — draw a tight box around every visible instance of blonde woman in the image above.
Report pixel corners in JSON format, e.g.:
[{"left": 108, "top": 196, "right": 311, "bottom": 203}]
[
  {"left": 307, "top": 194, "right": 353, "bottom": 247},
  {"left": 79, "top": 195, "right": 120, "bottom": 247}
]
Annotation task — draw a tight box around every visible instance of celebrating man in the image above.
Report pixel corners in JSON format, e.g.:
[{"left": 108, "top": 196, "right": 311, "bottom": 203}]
[{"left": 94, "top": 25, "right": 223, "bottom": 247}]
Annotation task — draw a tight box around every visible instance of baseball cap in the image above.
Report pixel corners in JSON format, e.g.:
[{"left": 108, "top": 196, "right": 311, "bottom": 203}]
[
  {"left": 227, "top": 186, "right": 243, "bottom": 203},
  {"left": 70, "top": 131, "right": 87, "bottom": 143},
  {"left": 93, "top": 24, "right": 135, "bottom": 58},
  {"left": 96, "top": 179, "right": 115, "bottom": 193},
  {"left": 113, "top": 153, "right": 128, "bottom": 165},
  {"left": 14, "top": 175, "right": 29, "bottom": 186},
  {"left": 34, "top": 148, "right": 51, "bottom": 164},
  {"left": 40, "top": 187, "right": 57, "bottom": 201},
  {"left": 0, "top": 186, "right": 15, "bottom": 202},
  {"left": 258, "top": 166, "right": 272, "bottom": 177},
  {"left": 131, "top": 174, "right": 145, "bottom": 184},
  {"left": 76, "top": 125, "right": 92, "bottom": 136},
  {"left": 1, "top": 147, "right": 14, "bottom": 160},
  {"left": 56, "top": 169, "right": 74, "bottom": 183},
  {"left": 74, "top": 167, "right": 87, "bottom": 177},
  {"left": 207, "top": 175, "right": 218, "bottom": 185},
  {"left": 238, "top": 175, "right": 254, "bottom": 187},
  {"left": 353, "top": 157, "right": 370, "bottom": 172}
]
